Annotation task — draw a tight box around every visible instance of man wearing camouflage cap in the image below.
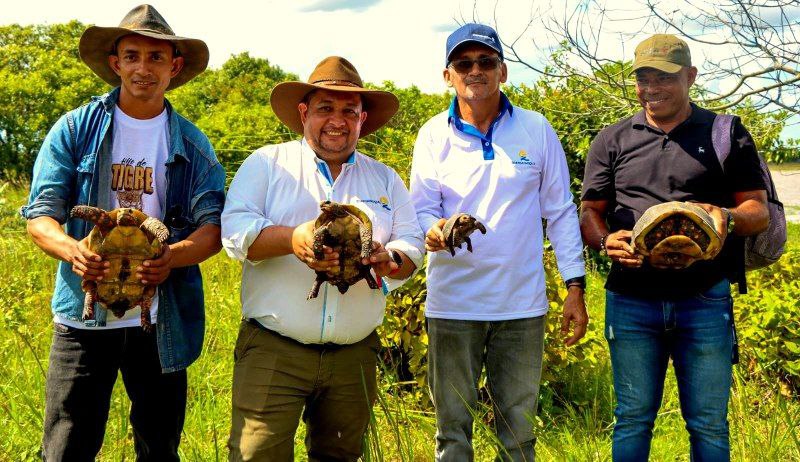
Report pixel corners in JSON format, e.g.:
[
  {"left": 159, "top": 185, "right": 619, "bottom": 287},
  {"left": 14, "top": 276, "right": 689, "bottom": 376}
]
[
  {"left": 580, "top": 34, "right": 769, "bottom": 460},
  {"left": 21, "top": 5, "right": 224, "bottom": 460}
]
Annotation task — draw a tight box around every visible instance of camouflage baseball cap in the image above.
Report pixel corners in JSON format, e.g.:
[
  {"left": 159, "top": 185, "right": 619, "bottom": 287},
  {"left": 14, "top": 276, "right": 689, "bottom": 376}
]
[{"left": 631, "top": 34, "right": 692, "bottom": 74}]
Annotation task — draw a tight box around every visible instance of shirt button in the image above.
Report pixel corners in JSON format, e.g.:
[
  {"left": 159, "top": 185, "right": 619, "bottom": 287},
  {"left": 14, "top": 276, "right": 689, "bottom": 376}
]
[{"left": 484, "top": 142, "right": 490, "bottom": 146}]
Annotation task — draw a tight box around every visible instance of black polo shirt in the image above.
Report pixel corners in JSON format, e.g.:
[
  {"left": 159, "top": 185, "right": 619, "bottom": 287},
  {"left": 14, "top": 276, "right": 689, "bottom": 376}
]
[{"left": 582, "top": 103, "right": 765, "bottom": 299}]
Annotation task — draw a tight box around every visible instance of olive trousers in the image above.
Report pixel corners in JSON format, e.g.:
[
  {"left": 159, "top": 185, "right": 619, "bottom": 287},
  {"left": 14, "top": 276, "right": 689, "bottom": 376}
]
[{"left": 227, "top": 320, "right": 379, "bottom": 462}]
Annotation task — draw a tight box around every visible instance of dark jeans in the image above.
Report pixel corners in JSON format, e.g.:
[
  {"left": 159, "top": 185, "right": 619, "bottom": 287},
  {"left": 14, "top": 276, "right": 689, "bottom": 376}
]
[
  {"left": 42, "top": 323, "right": 187, "bottom": 462},
  {"left": 605, "top": 279, "right": 735, "bottom": 462},
  {"left": 427, "top": 316, "right": 545, "bottom": 462}
]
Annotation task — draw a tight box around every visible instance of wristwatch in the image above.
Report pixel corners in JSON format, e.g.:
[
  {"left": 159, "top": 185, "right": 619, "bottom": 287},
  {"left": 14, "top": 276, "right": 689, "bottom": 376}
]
[
  {"left": 389, "top": 249, "right": 403, "bottom": 266},
  {"left": 721, "top": 208, "right": 735, "bottom": 234},
  {"left": 564, "top": 276, "right": 586, "bottom": 290}
]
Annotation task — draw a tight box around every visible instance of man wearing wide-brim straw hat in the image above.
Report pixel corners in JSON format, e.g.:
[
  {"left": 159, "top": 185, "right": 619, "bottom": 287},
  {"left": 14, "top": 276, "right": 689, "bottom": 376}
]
[
  {"left": 222, "top": 56, "right": 424, "bottom": 461},
  {"left": 21, "top": 4, "right": 225, "bottom": 460}
]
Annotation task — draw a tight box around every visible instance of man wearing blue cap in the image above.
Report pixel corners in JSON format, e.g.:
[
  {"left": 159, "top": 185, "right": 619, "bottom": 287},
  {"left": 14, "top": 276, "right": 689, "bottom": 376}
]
[{"left": 410, "top": 23, "right": 588, "bottom": 460}]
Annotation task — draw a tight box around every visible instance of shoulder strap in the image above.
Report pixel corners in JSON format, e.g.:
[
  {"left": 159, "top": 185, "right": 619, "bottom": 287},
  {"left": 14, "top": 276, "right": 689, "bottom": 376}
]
[{"left": 711, "top": 114, "right": 736, "bottom": 169}]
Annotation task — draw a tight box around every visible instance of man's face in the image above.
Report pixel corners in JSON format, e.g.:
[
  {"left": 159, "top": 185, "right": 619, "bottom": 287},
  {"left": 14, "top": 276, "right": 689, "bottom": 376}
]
[
  {"left": 635, "top": 66, "right": 697, "bottom": 124},
  {"left": 299, "top": 89, "right": 367, "bottom": 161},
  {"left": 444, "top": 44, "right": 507, "bottom": 102},
  {"left": 108, "top": 34, "right": 184, "bottom": 104}
]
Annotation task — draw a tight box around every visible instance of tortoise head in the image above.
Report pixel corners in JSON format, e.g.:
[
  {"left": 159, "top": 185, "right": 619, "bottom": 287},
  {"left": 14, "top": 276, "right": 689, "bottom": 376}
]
[
  {"left": 116, "top": 208, "right": 139, "bottom": 226},
  {"left": 457, "top": 215, "right": 486, "bottom": 234},
  {"left": 319, "top": 201, "right": 348, "bottom": 218}
]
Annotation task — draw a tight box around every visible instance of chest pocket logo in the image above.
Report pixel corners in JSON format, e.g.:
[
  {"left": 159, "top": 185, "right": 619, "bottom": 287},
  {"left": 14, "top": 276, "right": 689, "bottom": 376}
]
[{"left": 512, "top": 149, "right": 535, "bottom": 167}]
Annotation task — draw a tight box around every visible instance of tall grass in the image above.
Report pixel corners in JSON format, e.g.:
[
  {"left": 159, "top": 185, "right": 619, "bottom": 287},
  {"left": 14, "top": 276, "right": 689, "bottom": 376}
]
[{"left": 1, "top": 184, "right": 798, "bottom": 461}]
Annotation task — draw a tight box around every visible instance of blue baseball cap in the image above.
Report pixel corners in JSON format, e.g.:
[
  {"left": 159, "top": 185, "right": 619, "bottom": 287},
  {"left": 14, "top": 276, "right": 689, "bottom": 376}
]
[{"left": 445, "top": 23, "right": 503, "bottom": 66}]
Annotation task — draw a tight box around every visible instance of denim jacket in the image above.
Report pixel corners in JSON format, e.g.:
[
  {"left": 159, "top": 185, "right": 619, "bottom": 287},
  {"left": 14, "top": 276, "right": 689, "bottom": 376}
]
[{"left": 20, "top": 88, "right": 226, "bottom": 372}]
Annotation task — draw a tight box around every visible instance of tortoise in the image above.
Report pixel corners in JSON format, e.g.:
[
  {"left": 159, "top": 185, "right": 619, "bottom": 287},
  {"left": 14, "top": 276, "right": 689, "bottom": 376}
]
[
  {"left": 70, "top": 206, "right": 169, "bottom": 331},
  {"left": 307, "top": 201, "right": 380, "bottom": 299},
  {"left": 631, "top": 201, "right": 723, "bottom": 269},
  {"left": 442, "top": 212, "right": 487, "bottom": 256}
]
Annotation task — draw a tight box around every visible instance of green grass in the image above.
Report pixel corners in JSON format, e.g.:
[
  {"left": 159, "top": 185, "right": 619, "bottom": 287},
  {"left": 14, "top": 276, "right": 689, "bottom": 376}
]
[{"left": 1, "top": 183, "right": 798, "bottom": 461}]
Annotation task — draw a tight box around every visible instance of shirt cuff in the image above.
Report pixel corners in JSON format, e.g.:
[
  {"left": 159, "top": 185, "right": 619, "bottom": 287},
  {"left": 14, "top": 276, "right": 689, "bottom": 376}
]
[
  {"left": 559, "top": 264, "right": 586, "bottom": 282},
  {"left": 383, "top": 240, "right": 424, "bottom": 292},
  {"left": 222, "top": 217, "right": 274, "bottom": 262}
]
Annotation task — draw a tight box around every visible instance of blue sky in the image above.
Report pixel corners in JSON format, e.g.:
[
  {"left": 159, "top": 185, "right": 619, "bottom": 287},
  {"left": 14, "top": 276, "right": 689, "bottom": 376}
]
[{"left": 4, "top": 0, "right": 797, "bottom": 139}]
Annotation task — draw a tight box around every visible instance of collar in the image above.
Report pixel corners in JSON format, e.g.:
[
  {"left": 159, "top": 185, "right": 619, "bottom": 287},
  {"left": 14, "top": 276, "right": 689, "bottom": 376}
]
[
  {"left": 447, "top": 91, "right": 513, "bottom": 129},
  {"left": 101, "top": 87, "right": 188, "bottom": 163},
  {"left": 632, "top": 103, "right": 709, "bottom": 131},
  {"left": 302, "top": 138, "right": 357, "bottom": 166}
]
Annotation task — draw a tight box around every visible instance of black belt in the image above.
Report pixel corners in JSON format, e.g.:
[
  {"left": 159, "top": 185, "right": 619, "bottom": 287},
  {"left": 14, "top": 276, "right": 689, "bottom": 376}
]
[{"left": 246, "top": 318, "right": 348, "bottom": 351}]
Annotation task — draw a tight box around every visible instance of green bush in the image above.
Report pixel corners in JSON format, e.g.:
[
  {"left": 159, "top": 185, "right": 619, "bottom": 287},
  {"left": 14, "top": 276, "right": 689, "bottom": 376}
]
[
  {"left": 735, "top": 247, "right": 800, "bottom": 394},
  {"left": 378, "top": 249, "right": 609, "bottom": 413}
]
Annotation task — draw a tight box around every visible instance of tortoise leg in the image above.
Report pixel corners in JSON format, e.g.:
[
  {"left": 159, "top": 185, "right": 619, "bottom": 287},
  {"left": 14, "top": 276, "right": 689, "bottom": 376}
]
[
  {"left": 71, "top": 206, "right": 114, "bottom": 236},
  {"left": 312, "top": 225, "right": 329, "bottom": 260},
  {"left": 359, "top": 225, "right": 372, "bottom": 260},
  {"left": 141, "top": 216, "right": 170, "bottom": 244},
  {"left": 139, "top": 297, "right": 154, "bottom": 333},
  {"left": 307, "top": 273, "right": 326, "bottom": 300},
  {"left": 82, "top": 284, "right": 97, "bottom": 322},
  {"left": 465, "top": 236, "right": 473, "bottom": 253}
]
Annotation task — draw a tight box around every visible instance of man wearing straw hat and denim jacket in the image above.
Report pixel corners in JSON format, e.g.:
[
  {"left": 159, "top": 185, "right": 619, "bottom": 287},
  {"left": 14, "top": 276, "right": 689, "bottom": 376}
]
[
  {"left": 222, "top": 56, "right": 424, "bottom": 461},
  {"left": 21, "top": 5, "right": 225, "bottom": 460},
  {"left": 581, "top": 34, "right": 768, "bottom": 460}
]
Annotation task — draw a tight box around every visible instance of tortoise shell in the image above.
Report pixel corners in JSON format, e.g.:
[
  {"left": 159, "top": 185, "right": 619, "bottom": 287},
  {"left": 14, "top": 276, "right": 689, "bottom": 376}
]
[
  {"left": 71, "top": 206, "right": 169, "bottom": 331},
  {"left": 631, "top": 201, "right": 722, "bottom": 269},
  {"left": 307, "top": 201, "right": 379, "bottom": 299},
  {"left": 442, "top": 212, "right": 486, "bottom": 256}
]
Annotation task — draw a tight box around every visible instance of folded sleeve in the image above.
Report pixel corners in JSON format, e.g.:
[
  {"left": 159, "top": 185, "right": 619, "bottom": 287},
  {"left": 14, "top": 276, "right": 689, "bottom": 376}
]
[
  {"left": 20, "top": 114, "right": 77, "bottom": 223},
  {"left": 221, "top": 151, "right": 275, "bottom": 262}
]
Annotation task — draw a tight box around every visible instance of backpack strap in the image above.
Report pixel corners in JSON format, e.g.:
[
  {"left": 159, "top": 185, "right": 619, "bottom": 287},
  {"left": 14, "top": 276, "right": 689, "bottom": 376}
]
[
  {"left": 711, "top": 114, "right": 736, "bottom": 169},
  {"left": 711, "top": 113, "right": 748, "bottom": 294}
]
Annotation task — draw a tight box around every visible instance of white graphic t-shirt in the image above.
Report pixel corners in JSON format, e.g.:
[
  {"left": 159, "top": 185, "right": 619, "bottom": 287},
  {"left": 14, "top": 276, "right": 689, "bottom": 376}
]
[{"left": 57, "top": 106, "right": 169, "bottom": 329}]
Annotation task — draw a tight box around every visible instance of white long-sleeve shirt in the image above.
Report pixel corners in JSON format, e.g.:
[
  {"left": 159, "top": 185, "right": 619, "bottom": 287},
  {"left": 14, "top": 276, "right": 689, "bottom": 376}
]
[
  {"left": 410, "top": 98, "right": 585, "bottom": 320},
  {"left": 222, "top": 139, "right": 425, "bottom": 344}
]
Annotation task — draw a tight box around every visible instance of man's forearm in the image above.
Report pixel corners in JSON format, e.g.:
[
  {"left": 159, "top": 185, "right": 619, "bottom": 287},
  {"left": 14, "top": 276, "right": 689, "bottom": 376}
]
[
  {"left": 730, "top": 199, "right": 769, "bottom": 236},
  {"left": 386, "top": 252, "right": 416, "bottom": 280},
  {"left": 245, "top": 225, "right": 295, "bottom": 261},
  {"left": 27, "top": 216, "right": 78, "bottom": 263},
  {"left": 169, "top": 224, "right": 223, "bottom": 268},
  {"left": 579, "top": 205, "right": 610, "bottom": 250}
]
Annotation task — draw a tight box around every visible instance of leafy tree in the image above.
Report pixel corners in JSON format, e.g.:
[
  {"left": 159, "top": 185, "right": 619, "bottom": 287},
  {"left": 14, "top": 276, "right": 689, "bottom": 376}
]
[{"left": 0, "top": 21, "right": 105, "bottom": 179}]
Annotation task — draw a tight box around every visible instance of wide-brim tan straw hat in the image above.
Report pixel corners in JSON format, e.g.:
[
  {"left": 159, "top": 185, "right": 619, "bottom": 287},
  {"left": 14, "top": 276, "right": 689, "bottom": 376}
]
[
  {"left": 270, "top": 56, "right": 399, "bottom": 136},
  {"left": 79, "top": 4, "right": 209, "bottom": 91}
]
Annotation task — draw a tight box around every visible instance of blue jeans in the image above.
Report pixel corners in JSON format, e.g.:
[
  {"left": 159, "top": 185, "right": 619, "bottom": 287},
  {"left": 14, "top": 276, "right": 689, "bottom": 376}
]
[
  {"left": 427, "top": 316, "right": 545, "bottom": 462},
  {"left": 605, "top": 279, "right": 735, "bottom": 462}
]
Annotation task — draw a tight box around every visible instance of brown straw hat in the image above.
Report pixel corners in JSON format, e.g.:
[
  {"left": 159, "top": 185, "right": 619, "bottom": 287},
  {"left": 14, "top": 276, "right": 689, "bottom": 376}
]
[
  {"left": 270, "top": 56, "right": 399, "bottom": 136},
  {"left": 79, "top": 4, "right": 209, "bottom": 91}
]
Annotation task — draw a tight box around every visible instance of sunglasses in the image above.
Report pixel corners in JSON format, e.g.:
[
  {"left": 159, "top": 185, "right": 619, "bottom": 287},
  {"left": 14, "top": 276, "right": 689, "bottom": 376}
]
[{"left": 448, "top": 56, "right": 502, "bottom": 73}]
